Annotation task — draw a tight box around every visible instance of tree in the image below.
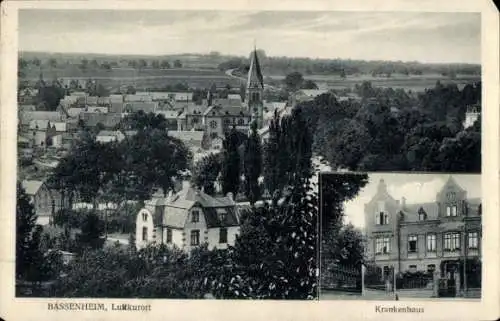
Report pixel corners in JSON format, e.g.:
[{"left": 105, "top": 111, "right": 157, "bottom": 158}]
[
  {"left": 48, "top": 58, "right": 57, "bottom": 68},
  {"left": 239, "top": 83, "right": 246, "bottom": 102},
  {"left": 78, "top": 211, "right": 105, "bottom": 250},
  {"left": 301, "top": 80, "right": 319, "bottom": 89},
  {"left": 32, "top": 57, "right": 41, "bottom": 67},
  {"left": 221, "top": 128, "right": 242, "bottom": 196},
  {"left": 16, "top": 182, "right": 44, "bottom": 280},
  {"left": 174, "top": 60, "right": 183, "bottom": 68},
  {"left": 36, "top": 85, "right": 66, "bottom": 111},
  {"left": 284, "top": 71, "right": 304, "bottom": 92},
  {"left": 320, "top": 173, "right": 368, "bottom": 256},
  {"left": 138, "top": 59, "right": 147, "bottom": 69},
  {"left": 151, "top": 60, "right": 160, "bottom": 69},
  {"left": 126, "top": 85, "right": 136, "bottom": 94},
  {"left": 213, "top": 136, "right": 317, "bottom": 299},
  {"left": 96, "top": 84, "right": 110, "bottom": 97},
  {"left": 191, "top": 153, "right": 223, "bottom": 195},
  {"left": 160, "top": 60, "right": 171, "bottom": 69},
  {"left": 243, "top": 121, "right": 262, "bottom": 204}
]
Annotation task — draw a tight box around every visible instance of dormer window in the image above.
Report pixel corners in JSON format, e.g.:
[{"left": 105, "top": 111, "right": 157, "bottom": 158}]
[
  {"left": 191, "top": 210, "right": 200, "bottom": 223},
  {"left": 142, "top": 212, "right": 148, "bottom": 222},
  {"left": 217, "top": 208, "right": 227, "bottom": 222},
  {"left": 375, "top": 211, "right": 389, "bottom": 225},
  {"left": 418, "top": 208, "right": 427, "bottom": 221}
]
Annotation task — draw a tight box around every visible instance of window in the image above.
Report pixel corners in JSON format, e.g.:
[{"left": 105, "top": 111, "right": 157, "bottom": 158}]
[
  {"left": 408, "top": 235, "right": 418, "bottom": 253},
  {"left": 217, "top": 209, "right": 227, "bottom": 223},
  {"left": 446, "top": 205, "right": 458, "bottom": 217},
  {"left": 191, "top": 210, "right": 200, "bottom": 223},
  {"left": 237, "top": 118, "right": 244, "bottom": 126},
  {"left": 375, "top": 237, "right": 390, "bottom": 254},
  {"left": 210, "top": 120, "right": 217, "bottom": 129},
  {"left": 426, "top": 234, "right": 436, "bottom": 252},
  {"left": 418, "top": 208, "right": 426, "bottom": 221},
  {"left": 375, "top": 212, "right": 389, "bottom": 225},
  {"left": 468, "top": 232, "right": 479, "bottom": 249},
  {"left": 142, "top": 227, "right": 148, "bottom": 241},
  {"left": 409, "top": 265, "right": 417, "bottom": 273},
  {"left": 223, "top": 118, "right": 231, "bottom": 125},
  {"left": 427, "top": 264, "right": 436, "bottom": 273},
  {"left": 444, "top": 232, "right": 460, "bottom": 251},
  {"left": 142, "top": 212, "right": 148, "bottom": 222},
  {"left": 219, "top": 227, "right": 228, "bottom": 244},
  {"left": 383, "top": 266, "right": 390, "bottom": 279},
  {"left": 190, "top": 230, "right": 200, "bottom": 246},
  {"left": 166, "top": 228, "right": 172, "bottom": 244},
  {"left": 51, "top": 199, "right": 56, "bottom": 214}
]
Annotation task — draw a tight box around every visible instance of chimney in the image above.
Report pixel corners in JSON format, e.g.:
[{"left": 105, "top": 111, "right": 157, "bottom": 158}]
[
  {"left": 226, "top": 192, "right": 234, "bottom": 202},
  {"left": 401, "top": 197, "right": 406, "bottom": 209}
]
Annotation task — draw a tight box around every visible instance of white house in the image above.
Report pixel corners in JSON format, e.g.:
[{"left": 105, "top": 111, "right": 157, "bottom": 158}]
[
  {"left": 95, "top": 130, "right": 125, "bottom": 143},
  {"left": 135, "top": 182, "right": 240, "bottom": 252}
]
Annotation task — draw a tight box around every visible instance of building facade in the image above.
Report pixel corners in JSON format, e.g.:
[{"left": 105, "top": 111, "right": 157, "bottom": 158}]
[
  {"left": 364, "top": 177, "right": 481, "bottom": 285},
  {"left": 135, "top": 182, "right": 241, "bottom": 252}
]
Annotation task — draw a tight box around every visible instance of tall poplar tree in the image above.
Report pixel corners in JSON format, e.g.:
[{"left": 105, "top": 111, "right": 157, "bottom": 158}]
[
  {"left": 221, "top": 128, "right": 241, "bottom": 196},
  {"left": 243, "top": 121, "right": 262, "bottom": 204}
]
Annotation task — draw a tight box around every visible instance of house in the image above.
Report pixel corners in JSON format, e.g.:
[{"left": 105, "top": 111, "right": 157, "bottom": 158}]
[
  {"left": 123, "top": 102, "right": 158, "bottom": 114},
  {"left": 66, "top": 108, "right": 85, "bottom": 119},
  {"left": 203, "top": 105, "right": 251, "bottom": 140},
  {"left": 20, "top": 111, "right": 64, "bottom": 131},
  {"left": 364, "top": 176, "right": 481, "bottom": 292},
  {"left": 176, "top": 104, "right": 208, "bottom": 131},
  {"left": 124, "top": 94, "right": 153, "bottom": 103},
  {"left": 18, "top": 105, "right": 36, "bottom": 112},
  {"left": 167, "top": 130, "right": 207, "bottom": 151},
  {"left": 27, "top": 120, "right": 61, "bottom": 148},
  {"left": 21, "top": 180, "right": 66, "bottom": 225},
  {"left": 463, "top": 104, "right": 481, "bottom": 129},
  {"left": 96, "top": 130, "right": 125, "bottom": 143},
  {"left": 135, "top": 182, "right": 240, "bottom": 252},
  {"left": 80, "top": 112, "right": 122, "bottom": 129},
  {"left": 86, "top": 106, "right": 109, "bottom": 113}
]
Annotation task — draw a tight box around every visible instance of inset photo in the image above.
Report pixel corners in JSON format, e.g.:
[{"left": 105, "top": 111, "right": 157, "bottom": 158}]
[{"left": 319, "top": 172, "right": 481, "bottom": 301}]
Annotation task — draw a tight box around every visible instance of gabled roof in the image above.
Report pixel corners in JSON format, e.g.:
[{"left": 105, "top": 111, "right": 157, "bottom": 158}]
[
  {"left": 22, "top": 180, "right": 45, "bottom": 196},
  {"left": 123, "top": 102, "right": 158, "bottom": 113},
  {"left": 21, "top": 111, "right": 62, "bottom": 126},
  {"left": 204, "top": 105, "right": 250, "bottom": 117},
  {"left": 124, "top": 94, "right": 153, "bottom": 102},
  {"left": 156, "top": 110, "right": 180, "bottom": 119},
  {"left": 81, "top": 112, "right": 122, "bottom": 128}
]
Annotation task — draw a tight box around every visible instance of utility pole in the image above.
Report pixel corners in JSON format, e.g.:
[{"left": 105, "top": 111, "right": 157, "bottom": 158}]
[{"left": 361, "top": 264, "right": 365, "bottom": 297}]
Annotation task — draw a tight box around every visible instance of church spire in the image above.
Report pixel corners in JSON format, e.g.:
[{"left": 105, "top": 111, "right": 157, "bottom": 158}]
[{"left": 247, "top": 46, "right": 264, "bottom": 90}]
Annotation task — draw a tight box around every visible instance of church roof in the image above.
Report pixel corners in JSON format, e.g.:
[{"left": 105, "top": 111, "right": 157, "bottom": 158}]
[{"left": 247, "top": 48, "right": 264, "bottom": 89}]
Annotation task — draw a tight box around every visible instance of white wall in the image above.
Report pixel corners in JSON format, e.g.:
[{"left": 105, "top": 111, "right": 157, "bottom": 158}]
[
  {"left": 135, "top": 208, "right": 155, "bottom": 250},
  {"left": 206, "top": 226, "right": 240, "bottom": 250}
]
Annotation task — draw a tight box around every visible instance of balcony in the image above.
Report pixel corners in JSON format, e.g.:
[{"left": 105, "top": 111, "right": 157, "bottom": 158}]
[{"left": 443, "top": 249, "right": 461, "bottom": 258}]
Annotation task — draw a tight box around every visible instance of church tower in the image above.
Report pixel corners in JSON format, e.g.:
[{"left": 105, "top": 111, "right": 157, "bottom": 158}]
[{"left": 246, "top": 47, "right": 264, "bottom": 129}]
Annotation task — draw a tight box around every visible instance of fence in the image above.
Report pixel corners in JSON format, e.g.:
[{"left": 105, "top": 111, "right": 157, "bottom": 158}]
[{"left": 321, "top": 261, "right": 361, "bottom": 293}]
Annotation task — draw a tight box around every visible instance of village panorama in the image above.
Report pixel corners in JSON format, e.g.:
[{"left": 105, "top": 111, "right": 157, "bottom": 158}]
[{"left": 16, "top": 14, "right": 481, "bottom": 300}]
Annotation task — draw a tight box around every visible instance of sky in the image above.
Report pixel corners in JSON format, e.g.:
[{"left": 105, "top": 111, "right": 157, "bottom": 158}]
[
  {"left": 18, "top": 10, "right": 480, "bottom": 63},
  {"left": 338, "top": 173, "right": 481, "bottom": 229}
]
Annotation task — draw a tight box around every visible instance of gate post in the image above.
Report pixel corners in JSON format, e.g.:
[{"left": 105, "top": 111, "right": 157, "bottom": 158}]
[
  {"left": 361, "top": 264, "right": 365, "bottom": 297},
  {"left": 433, "top": 270, "right": 439, "bottom": 297}
]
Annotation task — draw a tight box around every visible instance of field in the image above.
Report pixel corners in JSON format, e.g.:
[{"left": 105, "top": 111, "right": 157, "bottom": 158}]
[
  {"left": 21, "top": 63, "right": 480, "bottom": 93},
  {"left": 22, "top": 66, "right": 244, "bottom": 91},
  {"left": 267, "top": 73, "right": 481, "bottom": 92}
]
